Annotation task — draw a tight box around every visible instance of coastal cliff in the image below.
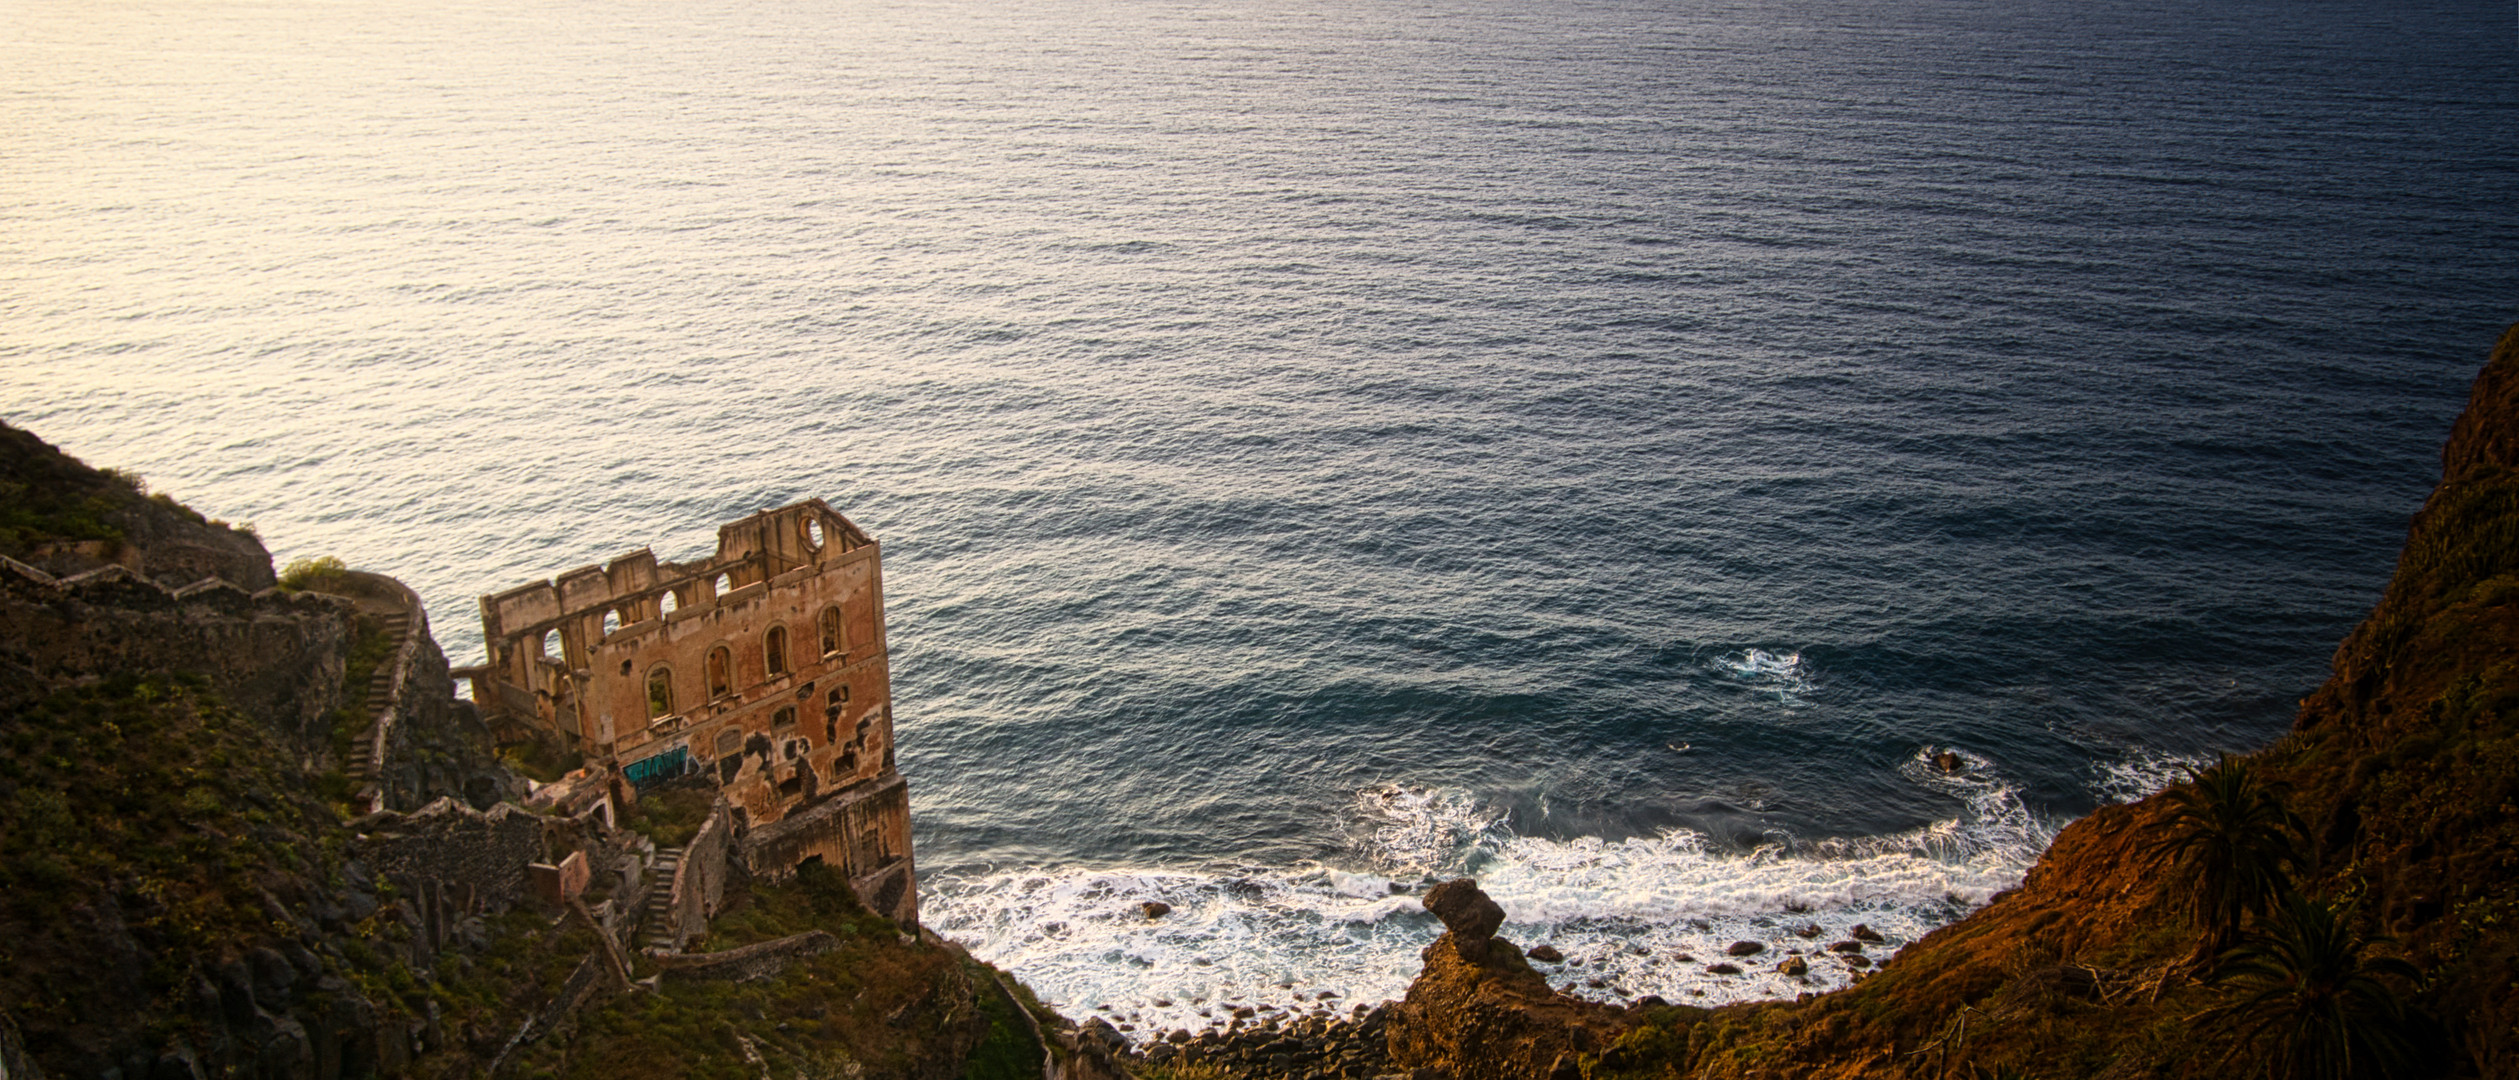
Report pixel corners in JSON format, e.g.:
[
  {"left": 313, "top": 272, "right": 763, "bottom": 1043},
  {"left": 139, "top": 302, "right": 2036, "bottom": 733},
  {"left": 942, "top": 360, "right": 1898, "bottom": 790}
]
[
  {"left": 1372, "top": 324, "right": 2519, "bottom": 1079},
  {"left": 6, "top": 321, "right": 2517, "bottom": 1079},
  {"left": 0, "top": 424, "right": 1063, "bottom": 1080}
]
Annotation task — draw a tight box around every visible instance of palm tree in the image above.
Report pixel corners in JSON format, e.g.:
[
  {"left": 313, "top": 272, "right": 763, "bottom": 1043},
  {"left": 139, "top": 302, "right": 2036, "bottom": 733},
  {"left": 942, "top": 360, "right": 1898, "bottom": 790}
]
[
  {"left": 2141, "top": 753, "right": 2305, "bottom": 956},
  {"left": 2206, "top": 894, "right": 2422, "bottom": 1080}
]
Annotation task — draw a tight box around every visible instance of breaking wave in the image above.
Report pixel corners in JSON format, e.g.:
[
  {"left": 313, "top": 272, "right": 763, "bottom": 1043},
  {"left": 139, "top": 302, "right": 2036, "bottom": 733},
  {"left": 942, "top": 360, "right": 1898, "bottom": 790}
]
[
  {"left": 921, "top": 751, "right": 2059, "bottom": 1042},
  {"left": 2091, "top": 747, "right": 2214, "bottom": 805}
]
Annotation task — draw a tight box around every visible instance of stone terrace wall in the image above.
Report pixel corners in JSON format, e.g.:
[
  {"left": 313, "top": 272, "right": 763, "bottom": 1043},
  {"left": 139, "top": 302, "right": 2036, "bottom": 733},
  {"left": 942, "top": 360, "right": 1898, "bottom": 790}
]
[
  {"left": 0, "top": 557, "right": 350, "bottom": 758},
  {"left": 358, "top": 798, "right": 548, "bottom": 914},
  {"left": 655, "top": 931, "right": 838, "bottom": 982},
  {"left": 663, "top": 804, "right": 736, "bottom": 953}
]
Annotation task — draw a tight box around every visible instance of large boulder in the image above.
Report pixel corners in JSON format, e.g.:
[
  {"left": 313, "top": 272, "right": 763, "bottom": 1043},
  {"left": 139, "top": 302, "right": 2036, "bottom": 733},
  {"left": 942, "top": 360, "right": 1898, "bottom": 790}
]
[{"left": 1422, "top": 878, "right": 1506, "bottom": 962}]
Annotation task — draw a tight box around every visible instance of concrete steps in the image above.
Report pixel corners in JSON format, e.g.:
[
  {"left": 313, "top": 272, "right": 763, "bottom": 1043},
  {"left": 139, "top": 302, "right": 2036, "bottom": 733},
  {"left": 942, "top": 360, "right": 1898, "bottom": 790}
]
[{"left": 639, "top": 848, "right": 684, "bottom": 953}]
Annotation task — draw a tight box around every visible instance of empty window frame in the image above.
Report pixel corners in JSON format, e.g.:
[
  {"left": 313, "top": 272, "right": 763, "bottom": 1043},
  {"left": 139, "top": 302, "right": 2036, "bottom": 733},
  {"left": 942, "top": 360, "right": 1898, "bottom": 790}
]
[
  {"left": 765, "top": 625, "right": 790, "bottom": 677},
  {"left": 646, "top": 666, "right": 676, "bottom": 719},
  {"left": 706, "top": 645, "right": 734, "bottom": 699},
  {"left": 819, "top": 606, "right": 845, "bottom": 656}
]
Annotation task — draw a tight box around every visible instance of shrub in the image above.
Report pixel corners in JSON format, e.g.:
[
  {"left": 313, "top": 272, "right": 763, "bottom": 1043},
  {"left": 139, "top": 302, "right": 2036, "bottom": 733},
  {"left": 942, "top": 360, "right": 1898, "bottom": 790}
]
[
  {"left": 279, "top": 555, "right": 352, "bottom": 591},
  {"left": 2143, "top": 753, "right": 2305, "bottom": 956},
  {"left": 2205, "top": 895, "right": 2424, "bottom": 1080}
]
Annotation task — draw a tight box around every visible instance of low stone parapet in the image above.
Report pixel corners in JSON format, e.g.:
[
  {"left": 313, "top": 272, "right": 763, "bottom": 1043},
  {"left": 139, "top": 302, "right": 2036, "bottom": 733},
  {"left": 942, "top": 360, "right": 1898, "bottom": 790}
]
[{"left": 653, "top": 931, "right": 838, "bottom": 982}]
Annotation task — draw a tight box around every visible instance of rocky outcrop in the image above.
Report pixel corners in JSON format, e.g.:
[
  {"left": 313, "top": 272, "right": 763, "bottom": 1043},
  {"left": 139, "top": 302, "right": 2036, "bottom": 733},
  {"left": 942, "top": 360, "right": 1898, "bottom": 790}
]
[
  {"left": 1422, "top": 877, "right": 1507, "bottom": 962},
  {"left": 0, "top": 423, "right": 274, "bottom": 591},
  {"left": 1385, "top": 879, "right": 1645, "bottom": 1080},
  {"left": 0, "top": 421, "right": 1046, "bottom": 1080},
  {"left": 339, "top": 572, "right": 523, "bottom": 812}
]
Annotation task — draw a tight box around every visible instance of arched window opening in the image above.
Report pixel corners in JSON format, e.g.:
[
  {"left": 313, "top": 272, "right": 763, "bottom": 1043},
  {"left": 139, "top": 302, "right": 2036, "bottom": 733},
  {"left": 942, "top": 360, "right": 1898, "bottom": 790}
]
[
  {"left": 645, "top": 666, "right": 675, "bottom": 719},
  {"left": 765, "top": 625, "right": 789, "bottom": 677},
  {"left": 819, "top": 607, "right": 845, "bottom": 656},
  {"left": 602, "top": 609, "right": 622, "bottom": 636},
  {"left": 713, "top": 573, "right": 732, "bottom": 597},
  {"left": 707, "top": 646, "right": 733, "bottom": 699},
  {"left": 541, "top": 629, "right": 564, "bottom": 661},
  {"left": 772, "top": 706, "right": 797, "bottom": 731},
  {"left": 660, "top": 591, "right": 679, "bottom": 616}
]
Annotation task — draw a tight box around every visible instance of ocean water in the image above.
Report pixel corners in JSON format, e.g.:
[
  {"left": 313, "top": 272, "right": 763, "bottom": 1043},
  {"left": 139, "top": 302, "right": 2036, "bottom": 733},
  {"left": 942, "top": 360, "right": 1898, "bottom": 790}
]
[{"left": 6, "top": 0, "right": 2517, "bottom": 1030}]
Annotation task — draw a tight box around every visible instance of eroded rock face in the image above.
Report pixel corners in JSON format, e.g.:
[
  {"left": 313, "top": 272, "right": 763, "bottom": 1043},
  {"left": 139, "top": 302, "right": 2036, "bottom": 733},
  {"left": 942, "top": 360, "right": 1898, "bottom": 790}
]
[
  {"left": 1422, "top": 878, "right": 1507, "bottom": 962},
  {"left": 1383, "top": 929, "right": 1638, "bottom": 1080}
]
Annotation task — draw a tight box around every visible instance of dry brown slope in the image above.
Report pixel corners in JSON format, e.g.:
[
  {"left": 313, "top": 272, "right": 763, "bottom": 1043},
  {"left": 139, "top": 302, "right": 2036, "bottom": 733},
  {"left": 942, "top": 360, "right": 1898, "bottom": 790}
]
[{"left": 1390, "top": 323, "right": 2519, "bottom": 1080}]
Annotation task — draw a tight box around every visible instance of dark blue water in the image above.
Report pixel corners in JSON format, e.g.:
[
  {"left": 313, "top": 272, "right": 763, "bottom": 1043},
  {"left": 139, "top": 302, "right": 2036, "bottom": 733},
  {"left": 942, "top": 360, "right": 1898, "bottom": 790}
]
[{"left": 3, "top": 0, "right": 2513, "bottom": 1024}]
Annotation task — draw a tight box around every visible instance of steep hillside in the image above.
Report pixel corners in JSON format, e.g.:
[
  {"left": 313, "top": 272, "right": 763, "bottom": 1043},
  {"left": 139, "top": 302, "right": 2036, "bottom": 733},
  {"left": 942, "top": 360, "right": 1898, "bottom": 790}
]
[
  {"left": 1376, "top": 324, "right": 2519, "bottom": 1080},
  {"left": 0, "top": 424, "right": 274, "bottom": 591},
  {"left": 0, "top": 424, "right": 1063, "bottom": 1080}
]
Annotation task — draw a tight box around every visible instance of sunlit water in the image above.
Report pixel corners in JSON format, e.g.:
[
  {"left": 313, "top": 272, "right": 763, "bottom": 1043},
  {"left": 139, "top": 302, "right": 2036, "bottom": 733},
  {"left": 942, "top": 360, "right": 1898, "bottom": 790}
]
[{"left": 6, "top": 0, "right": 2516, "bottom": 1031}]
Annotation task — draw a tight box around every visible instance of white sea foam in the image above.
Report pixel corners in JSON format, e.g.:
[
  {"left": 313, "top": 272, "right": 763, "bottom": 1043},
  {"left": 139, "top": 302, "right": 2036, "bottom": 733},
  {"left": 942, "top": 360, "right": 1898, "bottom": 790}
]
[
  {"left": 2091, "top": 747, "right": 2213, "bottom": 805},
  {"left": 921, "top": 753, "right": 2059, "bottom": 1041},
  {"left": 1713, "top": 648, "right": 1816, "bottom": 703}
]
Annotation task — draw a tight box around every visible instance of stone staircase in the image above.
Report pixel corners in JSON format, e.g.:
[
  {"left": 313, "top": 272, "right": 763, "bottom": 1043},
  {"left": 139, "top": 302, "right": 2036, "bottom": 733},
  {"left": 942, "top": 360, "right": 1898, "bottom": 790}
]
[
  {"left": 345, "top": 606, "right": 414, "bottom": 811},
  {"left": 638, "top": 847, "right": 684, "bottom": 953}
]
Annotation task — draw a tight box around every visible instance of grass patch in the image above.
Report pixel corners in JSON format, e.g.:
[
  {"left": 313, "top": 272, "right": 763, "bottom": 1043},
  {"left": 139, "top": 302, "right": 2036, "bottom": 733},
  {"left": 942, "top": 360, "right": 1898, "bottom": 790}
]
[
  {"left": 279, "top": 555, "right": 354, "bottom": 593},
  {"left": 620, "top": 781, "right": 717, "bottom": 850}
]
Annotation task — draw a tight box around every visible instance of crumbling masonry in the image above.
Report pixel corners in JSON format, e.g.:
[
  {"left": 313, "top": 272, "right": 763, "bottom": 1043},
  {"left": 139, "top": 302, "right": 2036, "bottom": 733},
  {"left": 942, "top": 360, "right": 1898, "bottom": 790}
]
[{"left": 457, "top": 500, "right": 916, "bottom": 926}]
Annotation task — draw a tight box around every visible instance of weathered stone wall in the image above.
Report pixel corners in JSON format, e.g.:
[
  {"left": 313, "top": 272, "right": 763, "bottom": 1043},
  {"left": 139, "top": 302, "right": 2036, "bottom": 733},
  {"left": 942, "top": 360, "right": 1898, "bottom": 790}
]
[
  {"left": 0, "top": 558, "right": 349, "bottom": 757},
  {"left": 356, "top": 798, "right": 548, "bottom": 915},
  {"left": 466, "top": 499, "right": 921, "bottom": 931},
  {"left": 743, "top": 773, "right": 918, "bottom": 927},
  {"left": 664, "top": 803, "right": 736, "bottom": 952}
]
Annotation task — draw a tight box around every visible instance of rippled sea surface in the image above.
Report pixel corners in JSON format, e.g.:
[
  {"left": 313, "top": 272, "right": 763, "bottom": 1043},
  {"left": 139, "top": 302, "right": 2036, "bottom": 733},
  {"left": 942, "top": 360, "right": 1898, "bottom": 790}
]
[{"left": 7, "top": 0, "right": 2517, "bottom": 1029}]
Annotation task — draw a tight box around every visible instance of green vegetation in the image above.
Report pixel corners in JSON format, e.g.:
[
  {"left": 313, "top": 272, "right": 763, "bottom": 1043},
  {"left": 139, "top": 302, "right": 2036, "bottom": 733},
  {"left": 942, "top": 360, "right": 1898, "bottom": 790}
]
[
  {"left": 2206, "top": 896, "right": 2425, "bottom": 1080},
  {"left": 0, "top": 675, "right": 324, "bottom": 957},
  {"left": 2144, "top": 754, "right": 2307, "bottom": 958},
  {"left": 278, "top": 554, "right": 353, "bottom": 592},
  {"left": 962, "top": 964, "right": 1046, "bottom": 1080},
  {"left": 0, "top": 673, "right": 427, "bottom": 1055},
  {"left": 500, "top": 738, "right": 585, "bottom": 784},
  {"left": 619, "top": 781, "right": 717, "bottom": 850}
]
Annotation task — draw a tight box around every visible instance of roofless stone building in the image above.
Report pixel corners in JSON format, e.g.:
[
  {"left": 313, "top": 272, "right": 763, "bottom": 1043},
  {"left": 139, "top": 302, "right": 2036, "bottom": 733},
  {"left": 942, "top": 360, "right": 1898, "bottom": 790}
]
[{"left": 457, "top": 500, "right": 916, "bottom": 925}]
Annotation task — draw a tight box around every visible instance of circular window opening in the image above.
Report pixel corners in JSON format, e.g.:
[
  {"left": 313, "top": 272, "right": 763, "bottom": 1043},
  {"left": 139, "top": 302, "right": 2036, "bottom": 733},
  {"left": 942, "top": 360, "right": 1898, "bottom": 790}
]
[{"left": 805, "top": 518, "right": 826, "bottom": 549}]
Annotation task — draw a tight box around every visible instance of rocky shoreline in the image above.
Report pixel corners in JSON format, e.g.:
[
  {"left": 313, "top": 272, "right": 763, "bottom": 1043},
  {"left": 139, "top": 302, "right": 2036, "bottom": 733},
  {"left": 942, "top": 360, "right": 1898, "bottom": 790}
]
[{"left": 1086, "top": 1004, "right": 1398, "bottom": 1079}]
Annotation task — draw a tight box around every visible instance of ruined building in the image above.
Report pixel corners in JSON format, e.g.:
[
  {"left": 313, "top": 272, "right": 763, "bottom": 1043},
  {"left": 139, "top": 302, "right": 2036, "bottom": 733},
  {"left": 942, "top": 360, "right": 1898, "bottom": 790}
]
[{"left": 457, "top": 500, "right": 917, "bottom": 925}]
